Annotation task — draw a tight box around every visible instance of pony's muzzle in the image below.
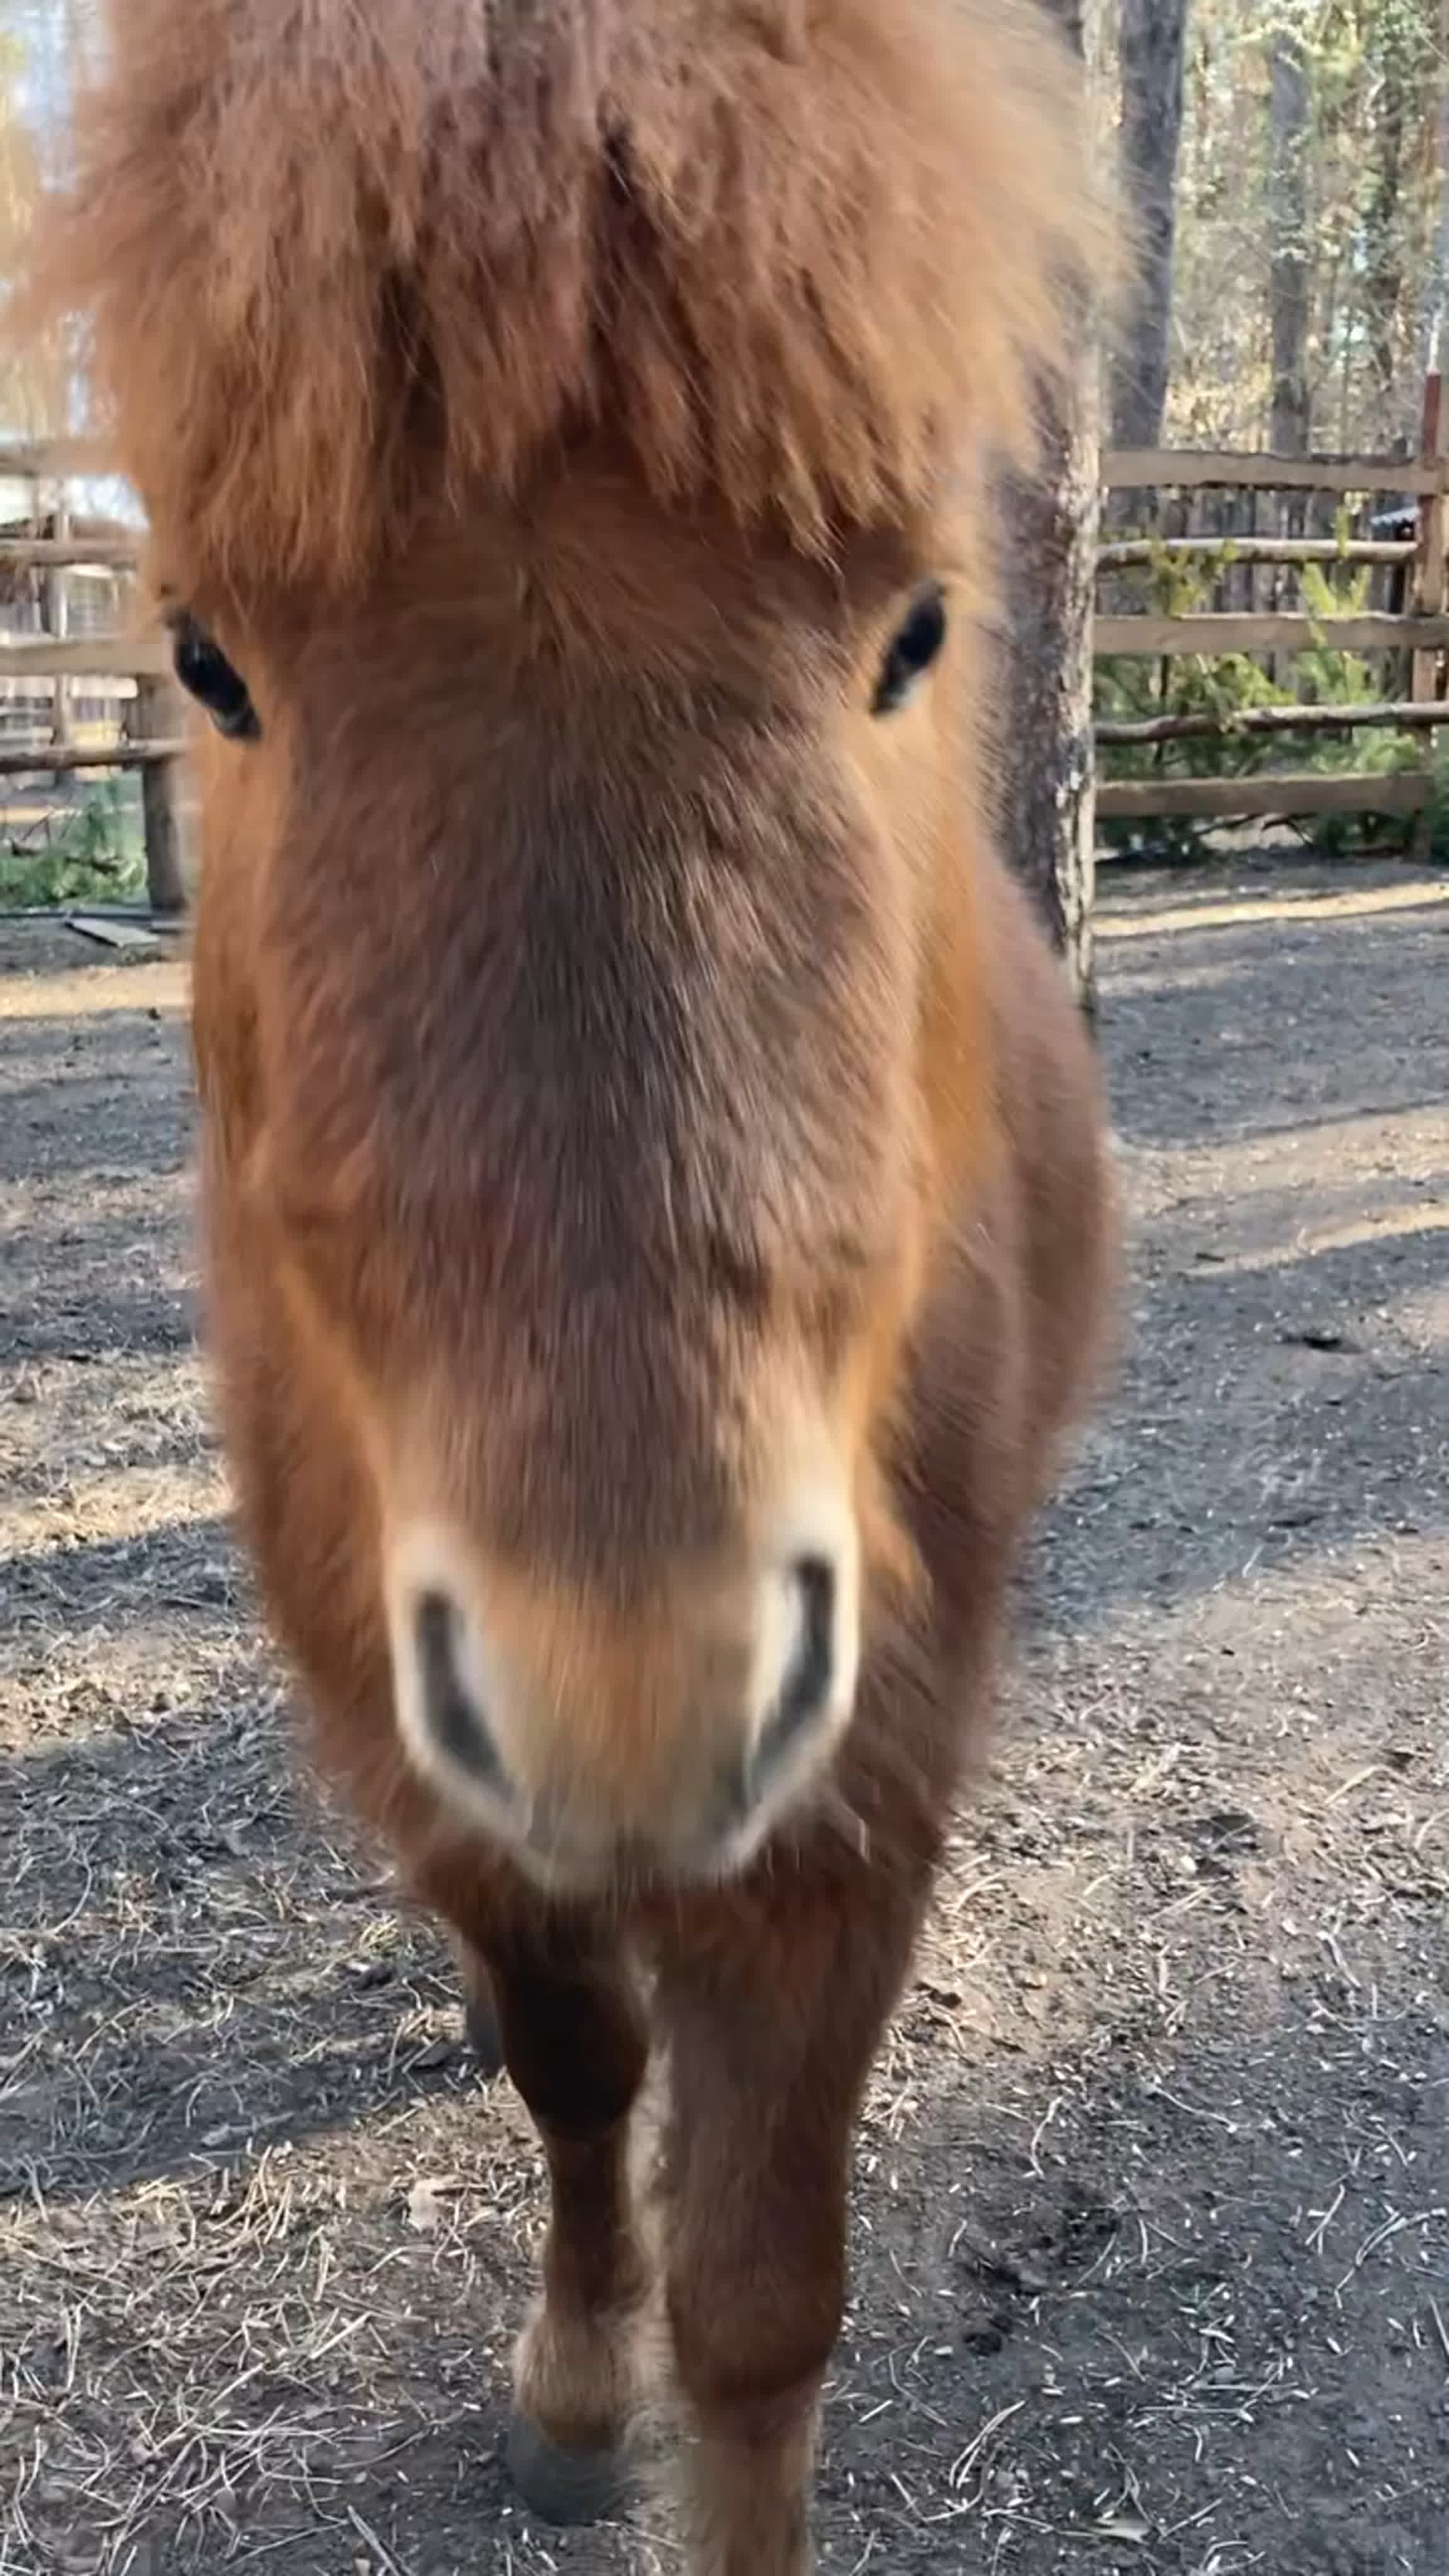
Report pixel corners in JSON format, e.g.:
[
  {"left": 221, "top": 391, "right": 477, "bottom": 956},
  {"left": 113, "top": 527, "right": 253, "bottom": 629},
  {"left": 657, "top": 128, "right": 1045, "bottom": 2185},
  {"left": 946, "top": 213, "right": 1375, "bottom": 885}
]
[{"left": 384, "top": 1509, "right": 860, "bottom": 1888}]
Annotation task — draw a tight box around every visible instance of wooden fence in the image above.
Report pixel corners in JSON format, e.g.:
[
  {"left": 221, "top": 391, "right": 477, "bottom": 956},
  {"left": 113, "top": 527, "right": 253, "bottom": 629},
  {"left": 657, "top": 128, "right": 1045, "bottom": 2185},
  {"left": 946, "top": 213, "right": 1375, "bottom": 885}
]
[
  {"left": 1095, "top": 380, "right": 1449, "bottom": 839},
  {"left": 0, "top": 438, "right": 183, "bottom": 913},
  {"left": 3, "top": 415, "right": 1448, "bottom": 918}
]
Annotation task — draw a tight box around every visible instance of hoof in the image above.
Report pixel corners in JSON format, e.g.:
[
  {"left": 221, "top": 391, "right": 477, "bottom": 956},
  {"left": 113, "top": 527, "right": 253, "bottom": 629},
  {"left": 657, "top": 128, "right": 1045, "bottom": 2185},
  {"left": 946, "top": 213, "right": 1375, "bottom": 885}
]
[
  {"left": 465, "top": 1994, "right": 503, "bottom": 2080},
  {"left": 505, "top": 2411, "right": 630, "bottom": 2526}
]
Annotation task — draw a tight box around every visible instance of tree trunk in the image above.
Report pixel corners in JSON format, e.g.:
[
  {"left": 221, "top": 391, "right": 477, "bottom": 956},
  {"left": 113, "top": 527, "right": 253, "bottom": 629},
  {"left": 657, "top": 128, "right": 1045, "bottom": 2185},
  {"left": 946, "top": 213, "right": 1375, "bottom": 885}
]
[
  {"left": 1109, "top": 0, "right": 1189, "bottom": 452},
  {"left": 1423, "top": 0, "right": 1449, "bottom": 379},
  {"left": 1268, "top": 28, "right": 1311, "bottom": 456},
  {"left": 46, "top": 495, "right": 72, "bottom": 762},
  {"left": 1364, "top": 60, "right": 1406, "bottom": 445},
  {"left": 997, "top": 0, "right": 1101, "bottom": 1019}
]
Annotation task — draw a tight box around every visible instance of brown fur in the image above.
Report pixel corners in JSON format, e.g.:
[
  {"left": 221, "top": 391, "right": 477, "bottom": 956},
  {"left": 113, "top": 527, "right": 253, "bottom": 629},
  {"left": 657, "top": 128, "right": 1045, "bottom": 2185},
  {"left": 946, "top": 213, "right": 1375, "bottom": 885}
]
[
  {"left": 30, "top": 0, "right": 1104, "bottom": 586},
  {"left": 25, "top": 5, "right": 1117, "bottom": 2568}
]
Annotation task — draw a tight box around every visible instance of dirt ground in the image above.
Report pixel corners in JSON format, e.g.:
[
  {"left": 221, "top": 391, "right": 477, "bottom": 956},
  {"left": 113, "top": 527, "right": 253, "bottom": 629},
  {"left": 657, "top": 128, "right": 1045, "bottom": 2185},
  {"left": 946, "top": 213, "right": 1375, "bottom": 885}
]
[{"left": 3, "top": 857, "right": 1447, "bottom": 2576}]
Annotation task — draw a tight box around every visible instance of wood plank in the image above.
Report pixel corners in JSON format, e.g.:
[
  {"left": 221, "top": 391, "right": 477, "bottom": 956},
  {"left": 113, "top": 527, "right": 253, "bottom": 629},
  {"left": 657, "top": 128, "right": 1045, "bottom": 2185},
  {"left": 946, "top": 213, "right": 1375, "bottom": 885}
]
[
  {"left": 136, "top": 674, "right": 189, "bottom": 914},
  {"left": 0, "top": 632, "right": 170, "bottom": 680},
  {"left": 1096, "top": 699, "right": 1449, "bottom": 747},
  {"left": 1094, "top": 611, "right": 1449, "bottom": 657},
  {"left": 1096, "top": 771, "right": 1433, "bottom": 821},
  {"left": 0, "top": 535, "right": 142, "bottom": 569},
  {"left": 1097, "top": 535, "right": 1414, "bottom": 569},
  {"left": 67, "top": 913, "right": 163, "bottom": 953},
  {"left": 0, "top": 737, "right": 184, "bottom": 773},
  {"left": 1411, "top": 370, "right": 1448, "bottom": 705},
  {"left": 47, "top": 494, "right": 70, "bottom": 757},
  {"left": 1102, "top": 448, "right": 1446, "bottom": 496},
  {"left": 0, "top": 435, "right": 118, "bottom": 479}
]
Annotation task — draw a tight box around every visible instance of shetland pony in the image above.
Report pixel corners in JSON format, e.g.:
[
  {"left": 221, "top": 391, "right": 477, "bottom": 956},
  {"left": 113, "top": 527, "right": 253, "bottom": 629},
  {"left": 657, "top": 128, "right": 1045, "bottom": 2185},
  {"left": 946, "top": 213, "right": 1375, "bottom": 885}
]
[{"left": 28, "top": 5, "right": 1115, "bottom": 2567}]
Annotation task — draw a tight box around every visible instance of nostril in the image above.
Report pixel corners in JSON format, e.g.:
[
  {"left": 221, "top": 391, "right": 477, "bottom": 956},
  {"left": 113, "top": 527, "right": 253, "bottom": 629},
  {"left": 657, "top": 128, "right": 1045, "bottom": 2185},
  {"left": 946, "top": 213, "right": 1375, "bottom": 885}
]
[
  {"left": 788, "top": 1555, "right": 835, "bottom": 1718},
  {"left": 751, "top": 1554, "right": 836, "bottom": 1787},
  {"left": 412, "top": 1589, "right": 510, "bottom": 1796}
]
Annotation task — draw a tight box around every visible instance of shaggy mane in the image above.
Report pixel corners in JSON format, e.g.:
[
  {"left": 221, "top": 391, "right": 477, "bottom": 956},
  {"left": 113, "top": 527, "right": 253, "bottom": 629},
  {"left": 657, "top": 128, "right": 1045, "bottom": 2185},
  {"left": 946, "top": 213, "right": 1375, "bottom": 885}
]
[{"left": 23, "top": 0, "right": 1106, "bottom": 588}]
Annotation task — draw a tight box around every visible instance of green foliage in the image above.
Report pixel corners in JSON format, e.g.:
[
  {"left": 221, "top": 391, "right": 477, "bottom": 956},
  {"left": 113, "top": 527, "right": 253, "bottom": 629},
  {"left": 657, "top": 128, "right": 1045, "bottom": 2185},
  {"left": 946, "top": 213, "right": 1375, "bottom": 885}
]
[{"left": 0, "top": 777, "right": 147, "bottom": 908}]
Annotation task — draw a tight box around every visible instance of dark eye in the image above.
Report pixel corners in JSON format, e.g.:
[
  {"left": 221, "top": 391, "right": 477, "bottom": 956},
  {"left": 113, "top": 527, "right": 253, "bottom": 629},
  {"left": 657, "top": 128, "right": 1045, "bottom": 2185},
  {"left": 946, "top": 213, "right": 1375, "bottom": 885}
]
[
  {"left": 170, "top": 612, "right": 260, "bottom": 741},
  {"left": 872, "top": 582, "right": 948, "bottom": 716}
]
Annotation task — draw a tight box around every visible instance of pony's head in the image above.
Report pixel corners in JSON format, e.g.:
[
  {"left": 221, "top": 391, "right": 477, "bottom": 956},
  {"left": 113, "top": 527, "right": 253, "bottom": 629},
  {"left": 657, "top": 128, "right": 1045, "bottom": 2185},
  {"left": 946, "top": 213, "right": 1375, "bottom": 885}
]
[{"left": 28, "top": 0, "right": 1106, "bottom": 1890}]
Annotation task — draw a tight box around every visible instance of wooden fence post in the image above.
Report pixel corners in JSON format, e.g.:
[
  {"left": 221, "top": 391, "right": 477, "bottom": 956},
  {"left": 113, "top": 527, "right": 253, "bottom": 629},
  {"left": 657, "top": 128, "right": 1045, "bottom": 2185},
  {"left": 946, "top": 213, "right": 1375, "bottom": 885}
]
[
  {"left": 1409, "top": 362, "right": 1447, "bottom": 858},
  {"left": 136, "top": 673, "right": 187, "bottom": 914},
  {"left": 1410, "top": 366, "right": 1447, "bottom": 708},
  {"left": 46, "top": 492, "right": 72, "bottom": 762}
]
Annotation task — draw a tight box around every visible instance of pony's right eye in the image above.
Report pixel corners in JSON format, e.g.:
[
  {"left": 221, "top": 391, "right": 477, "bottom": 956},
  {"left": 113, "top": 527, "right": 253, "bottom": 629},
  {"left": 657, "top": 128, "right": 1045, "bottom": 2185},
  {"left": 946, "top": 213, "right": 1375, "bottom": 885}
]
[
  {"left": 871, "top": 582, "right": 948, "bottom": 717},
  {"left": 170, "top": 612, "right": 260, "bottom": 742}
]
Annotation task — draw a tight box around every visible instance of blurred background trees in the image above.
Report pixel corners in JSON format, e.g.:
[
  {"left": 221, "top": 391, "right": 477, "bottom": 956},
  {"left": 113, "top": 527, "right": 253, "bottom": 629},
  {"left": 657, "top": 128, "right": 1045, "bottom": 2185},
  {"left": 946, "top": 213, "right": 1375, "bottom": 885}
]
[
  {"left": 1, "top": 0, "right": 1443, "bottom": 456},
  {"left": 1123, "top": 0, "right": 1449, "bottom": 458},
  {"left": 1, "top": 0, "right": 1446, "bottom": 923}
]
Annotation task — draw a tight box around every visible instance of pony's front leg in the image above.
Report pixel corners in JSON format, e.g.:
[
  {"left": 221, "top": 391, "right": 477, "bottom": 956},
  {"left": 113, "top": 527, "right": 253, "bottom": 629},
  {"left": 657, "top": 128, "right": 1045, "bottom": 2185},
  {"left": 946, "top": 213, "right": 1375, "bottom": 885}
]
[
  {"left": 655, "top": 1875, "right": 923, "bottom": 2576},
  {"left": 446, "top": 1927, "right": 503, "bottom": 2074},
  {"left": 454, "top": 1919, "right": 651, "bottom": 2522}
]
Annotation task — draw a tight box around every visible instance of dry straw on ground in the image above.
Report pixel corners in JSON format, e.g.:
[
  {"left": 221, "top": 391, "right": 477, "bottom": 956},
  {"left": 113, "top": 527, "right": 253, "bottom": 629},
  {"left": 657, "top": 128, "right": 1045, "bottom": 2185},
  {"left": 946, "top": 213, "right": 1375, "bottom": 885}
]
[{"left": 3, "top": 859, "right": 1448, "bottom": 2573}]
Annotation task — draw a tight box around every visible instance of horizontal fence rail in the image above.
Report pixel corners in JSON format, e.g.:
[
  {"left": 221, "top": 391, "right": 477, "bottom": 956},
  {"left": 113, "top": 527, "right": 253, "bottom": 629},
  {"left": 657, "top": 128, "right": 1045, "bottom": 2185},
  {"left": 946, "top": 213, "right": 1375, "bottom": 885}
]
[
  {"left": 1096, "top": 699, "right": 1449, "bottom": 748},
  {"left": 1097, "top": 772, "right": 1432, "bottom": 822},
  {"left": 0, "top": 632, "right": 171, "bottom": 680},
  {"left": 0, "top": 434, "right": 118, "bottom": 479},
  {"left": 0, "top": 533, "right": 144, "bottom": 569},
  {"left": 0, "top": 736, "right": 184, "bottom": 774},
  {"left": 1102, "top": 447, "right": 1448, "bottom": 496},
  {"left": 1094, "top": 610, "right": 1449, "bottom": 657},
  {"left": 1096, "top": 534, "right": 1416, "bottom": 570}
]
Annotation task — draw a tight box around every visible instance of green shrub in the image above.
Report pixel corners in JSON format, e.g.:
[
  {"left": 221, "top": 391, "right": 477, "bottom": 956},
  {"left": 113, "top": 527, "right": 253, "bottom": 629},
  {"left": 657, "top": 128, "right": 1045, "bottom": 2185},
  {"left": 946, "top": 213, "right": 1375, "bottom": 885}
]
[{"left": 0, "top": 778, "right": 147, "bottom": 909}]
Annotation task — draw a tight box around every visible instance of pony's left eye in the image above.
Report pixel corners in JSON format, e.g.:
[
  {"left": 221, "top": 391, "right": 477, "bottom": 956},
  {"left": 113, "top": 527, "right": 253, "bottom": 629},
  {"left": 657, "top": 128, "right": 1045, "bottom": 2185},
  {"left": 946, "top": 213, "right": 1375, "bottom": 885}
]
[
  {"left": 872, "top": 582, "right": 948, "bottom": 716},
  {"left": 170, "top": 612, "right": 260, "bottom": 742}
]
